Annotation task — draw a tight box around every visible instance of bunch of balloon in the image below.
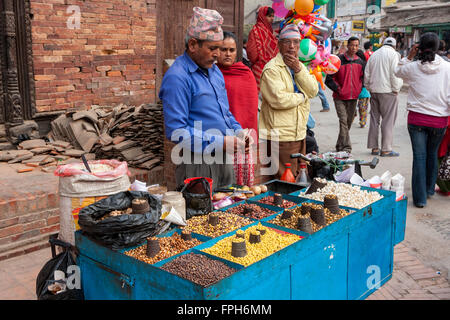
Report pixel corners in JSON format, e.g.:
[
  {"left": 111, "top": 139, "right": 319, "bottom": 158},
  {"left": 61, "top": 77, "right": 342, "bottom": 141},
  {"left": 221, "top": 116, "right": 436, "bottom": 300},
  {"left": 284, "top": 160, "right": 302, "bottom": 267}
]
[{"left": 271, "top": 0, "right": 342, "bottom": 89}]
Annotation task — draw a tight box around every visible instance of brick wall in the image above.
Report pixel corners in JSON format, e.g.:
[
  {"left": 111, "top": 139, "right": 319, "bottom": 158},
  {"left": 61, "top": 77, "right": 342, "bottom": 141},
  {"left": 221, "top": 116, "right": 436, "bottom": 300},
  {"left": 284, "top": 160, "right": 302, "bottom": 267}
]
[
  {"left": 30, "top": 0, "right": 157, "bottom": 112},
  {"left": 0, "top": 191, "right": 60, "bottom": 261},
  {"left": 0, "top": 166, "right": 167, "bottom": 261}
]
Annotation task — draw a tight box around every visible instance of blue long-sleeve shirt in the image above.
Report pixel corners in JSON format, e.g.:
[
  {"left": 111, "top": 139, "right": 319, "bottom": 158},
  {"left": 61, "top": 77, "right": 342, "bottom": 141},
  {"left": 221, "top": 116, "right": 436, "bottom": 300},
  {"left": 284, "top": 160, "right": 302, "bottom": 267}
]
[{"left": 159, "top": 52, "right": 242, "bottom": 153}]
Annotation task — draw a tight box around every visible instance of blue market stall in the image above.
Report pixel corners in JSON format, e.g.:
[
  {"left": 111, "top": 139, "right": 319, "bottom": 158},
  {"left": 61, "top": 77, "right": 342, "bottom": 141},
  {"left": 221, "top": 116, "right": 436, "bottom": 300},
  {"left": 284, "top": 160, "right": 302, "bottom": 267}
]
[{"left": 75, "top": 180, "right": 407, "bottom": 300}]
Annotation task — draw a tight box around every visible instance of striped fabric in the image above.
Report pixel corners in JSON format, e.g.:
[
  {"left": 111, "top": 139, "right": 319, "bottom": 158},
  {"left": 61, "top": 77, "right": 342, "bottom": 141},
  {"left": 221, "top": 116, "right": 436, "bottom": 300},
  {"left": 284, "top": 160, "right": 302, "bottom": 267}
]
[
  {"left": 187, "top": 7, "right": 224, "bottom": 41},
  {"left": 279, "top": 24, "right": 300, "bottom": 40}
]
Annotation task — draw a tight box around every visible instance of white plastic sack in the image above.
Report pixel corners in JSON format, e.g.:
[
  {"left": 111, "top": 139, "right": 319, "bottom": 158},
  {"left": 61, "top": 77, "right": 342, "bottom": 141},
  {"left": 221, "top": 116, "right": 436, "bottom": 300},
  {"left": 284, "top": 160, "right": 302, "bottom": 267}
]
[
  {"left": 56, "top": 160, "right": 131, "bottom": 197},
  {"left": 130, "top": 180, "right": 147, "bottom": 192},
  {"left": 391, "top": 173, "right": 405, "bottom": 200},
  {"left": 58, "top": 196, "right": 76, "bottom": 246},
  {"left": 380, "top": 171, "right": 392, "bottom": 190},
  {"left": 350, "top": 173, "right": 365, "bottom": 185},
  {"left": 335, "top": 165, "right": 355, "bottom": 183}
]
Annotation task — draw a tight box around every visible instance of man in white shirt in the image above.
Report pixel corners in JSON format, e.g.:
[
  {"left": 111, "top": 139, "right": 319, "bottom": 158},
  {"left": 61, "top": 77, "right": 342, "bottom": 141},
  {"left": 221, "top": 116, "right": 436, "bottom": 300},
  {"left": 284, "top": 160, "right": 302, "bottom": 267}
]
[{"left": 364, "top": 37, "right": 403, "bottom": 157}]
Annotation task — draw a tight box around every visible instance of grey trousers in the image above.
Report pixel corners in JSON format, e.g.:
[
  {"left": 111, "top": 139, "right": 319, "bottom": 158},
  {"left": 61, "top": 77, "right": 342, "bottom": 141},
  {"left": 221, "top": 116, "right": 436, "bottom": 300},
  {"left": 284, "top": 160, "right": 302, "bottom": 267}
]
[
  {"left": 367, "top": 92, "right": 399, "bottom": 152},
  {"left": 175, "top": 152, "right": 235, "bottom": 190},
  {"left": 334, "top": 99, "right": 358, "bottom": 152}
]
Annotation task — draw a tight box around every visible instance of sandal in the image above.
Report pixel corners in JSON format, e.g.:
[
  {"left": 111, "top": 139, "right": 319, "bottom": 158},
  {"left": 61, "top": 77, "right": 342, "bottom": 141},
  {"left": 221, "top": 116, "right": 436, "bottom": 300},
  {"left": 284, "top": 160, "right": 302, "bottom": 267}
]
[
  {"left": 371, "top": 149, "right": 380, "bottom": 155},
  {"left": 381, "top": 151, "right": 400, "bottom": 157}
]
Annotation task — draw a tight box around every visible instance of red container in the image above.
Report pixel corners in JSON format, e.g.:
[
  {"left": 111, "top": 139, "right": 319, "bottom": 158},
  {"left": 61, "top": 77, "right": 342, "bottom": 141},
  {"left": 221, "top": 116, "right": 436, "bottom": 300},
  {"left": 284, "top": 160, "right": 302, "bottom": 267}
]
[{"left": 280, "top": 163, "right": 295, "bottom": 183}]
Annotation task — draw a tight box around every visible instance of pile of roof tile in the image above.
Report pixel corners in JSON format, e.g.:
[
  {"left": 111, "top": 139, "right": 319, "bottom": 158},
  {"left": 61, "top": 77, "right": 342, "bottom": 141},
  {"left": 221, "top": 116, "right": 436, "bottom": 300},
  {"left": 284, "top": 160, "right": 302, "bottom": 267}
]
[{"left": 49, "top": 102, "right": 164, "bottom": 171}]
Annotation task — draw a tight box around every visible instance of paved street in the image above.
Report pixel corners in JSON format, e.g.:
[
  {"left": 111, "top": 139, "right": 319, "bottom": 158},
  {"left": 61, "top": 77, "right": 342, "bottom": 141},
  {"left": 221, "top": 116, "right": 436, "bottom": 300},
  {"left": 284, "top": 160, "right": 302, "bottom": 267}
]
[
  {"left": 310, "top": 88, "right": 450, "bottom": 279},
  {"left": 0, "top": 89, "right": 448, "bottom": 300}
]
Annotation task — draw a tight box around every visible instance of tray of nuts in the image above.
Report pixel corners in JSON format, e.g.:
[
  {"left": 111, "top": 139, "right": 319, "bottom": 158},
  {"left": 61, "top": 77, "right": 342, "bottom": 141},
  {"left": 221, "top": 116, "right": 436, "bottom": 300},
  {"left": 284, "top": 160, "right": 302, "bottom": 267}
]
[
  {"left": 220, "top": 202, "right": 282, "bottom": 220},
  {"left": 181, "top": 211, "right": 253, "bottom": 238},
  {"left": 253, "top": 190, "right": 305, "bottom": 208},
  {"left": 267, "top": 203, "right": 352, "bottom": 234},
  {"left": 122, "top": 229, "right": 203, "bottom": 265},
  {"left": 297, "top": 181, "right": 383, "bottom": 209},
  {"left": 160, "top": 252, "right": 240, "bottom": 287},
  {"left": 200, "top": 223, "right": 303, "bottom": 267}
]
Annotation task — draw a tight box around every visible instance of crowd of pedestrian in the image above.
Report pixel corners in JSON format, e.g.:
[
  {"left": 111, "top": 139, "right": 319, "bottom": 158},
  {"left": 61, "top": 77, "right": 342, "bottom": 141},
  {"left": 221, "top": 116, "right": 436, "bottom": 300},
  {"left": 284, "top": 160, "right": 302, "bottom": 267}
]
[{"left": 159, "top": 6, "right": 449, "bottom": 209}]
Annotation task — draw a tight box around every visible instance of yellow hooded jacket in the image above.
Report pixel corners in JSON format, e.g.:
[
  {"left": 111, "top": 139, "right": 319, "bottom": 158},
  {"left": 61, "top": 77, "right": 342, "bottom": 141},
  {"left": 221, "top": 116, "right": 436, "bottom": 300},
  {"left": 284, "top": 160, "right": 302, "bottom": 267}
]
[{"left": 259, "top": 52, "right": 318, "bottom": 142}]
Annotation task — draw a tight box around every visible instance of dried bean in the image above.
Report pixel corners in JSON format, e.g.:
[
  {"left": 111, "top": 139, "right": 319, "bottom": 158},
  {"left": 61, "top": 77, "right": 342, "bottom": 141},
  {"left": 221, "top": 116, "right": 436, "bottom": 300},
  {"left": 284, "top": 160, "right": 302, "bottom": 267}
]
[
  {"left": 257, "top": 196, "right": 298, "bottom": 209},
  {"left": 124, "top": 233, "right": 202, "bottom": 264},
  {"left": 225, "top": 203, "right": 276, "bottom": 220},
  {"left": 161, "top": 253, "right": 237, "bottom": 287}
]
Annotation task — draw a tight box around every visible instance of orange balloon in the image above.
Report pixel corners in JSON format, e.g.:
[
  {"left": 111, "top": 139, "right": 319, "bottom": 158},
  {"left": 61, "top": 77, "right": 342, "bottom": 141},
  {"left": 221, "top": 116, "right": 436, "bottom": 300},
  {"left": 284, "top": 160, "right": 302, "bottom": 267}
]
[{"left": 295, "top": 0, "right": 314, "bottom": 16}]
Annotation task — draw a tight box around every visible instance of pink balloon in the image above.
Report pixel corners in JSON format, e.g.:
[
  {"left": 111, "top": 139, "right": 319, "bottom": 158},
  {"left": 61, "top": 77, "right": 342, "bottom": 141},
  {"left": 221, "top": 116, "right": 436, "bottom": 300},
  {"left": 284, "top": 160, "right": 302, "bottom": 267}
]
[
  {"left": 273, "top": 2, "right": 289, "bottom": 18},
  {"left": 272, "top": 0, "right": 283, "bottom": 3}
]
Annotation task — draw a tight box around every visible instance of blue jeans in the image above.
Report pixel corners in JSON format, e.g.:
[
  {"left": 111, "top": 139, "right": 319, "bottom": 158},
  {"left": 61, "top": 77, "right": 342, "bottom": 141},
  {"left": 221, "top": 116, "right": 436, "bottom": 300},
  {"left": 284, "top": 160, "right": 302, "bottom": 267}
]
[
  {"left": 317, "top": 85, "right": 330, "bottom": 110},
  {"left": 408, "top": 124, "right": 447, "bottom": 206}
]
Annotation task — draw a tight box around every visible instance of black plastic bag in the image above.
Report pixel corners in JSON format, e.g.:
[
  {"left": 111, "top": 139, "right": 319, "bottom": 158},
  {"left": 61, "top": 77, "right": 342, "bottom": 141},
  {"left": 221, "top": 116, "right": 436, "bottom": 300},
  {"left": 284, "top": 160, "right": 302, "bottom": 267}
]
[
  {"left": 36, "top": 238, "right": 84, "bottom": 300},
  {"left": 78, "top": 191, "right": 162, "bottom": 250},
  {"left": 306, "top": 128, "right": 319, "bottom": 154},
  {"left": 180, "top": 178, "right": 213, "bottom": 219}
]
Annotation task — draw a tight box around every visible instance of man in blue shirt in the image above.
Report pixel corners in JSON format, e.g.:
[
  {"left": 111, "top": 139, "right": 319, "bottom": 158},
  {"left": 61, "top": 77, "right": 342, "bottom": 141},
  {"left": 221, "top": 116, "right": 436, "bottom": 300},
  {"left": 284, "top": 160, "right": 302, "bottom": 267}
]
[{"left": 159, "top": 7, "right": 248, "bottom": 189}]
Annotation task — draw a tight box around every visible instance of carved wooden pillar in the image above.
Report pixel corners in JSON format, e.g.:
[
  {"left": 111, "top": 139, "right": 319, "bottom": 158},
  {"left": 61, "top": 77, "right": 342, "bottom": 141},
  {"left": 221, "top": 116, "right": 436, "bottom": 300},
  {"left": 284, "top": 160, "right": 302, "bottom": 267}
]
[
  {"left": 0, "top": 47, "right": 4, "bottom": 124},
  {"left": 3, "top": 0, "right": 24, "bottom": 125},
  {"left": 0, "top": 1, "right": 5, "bottom": 124}
]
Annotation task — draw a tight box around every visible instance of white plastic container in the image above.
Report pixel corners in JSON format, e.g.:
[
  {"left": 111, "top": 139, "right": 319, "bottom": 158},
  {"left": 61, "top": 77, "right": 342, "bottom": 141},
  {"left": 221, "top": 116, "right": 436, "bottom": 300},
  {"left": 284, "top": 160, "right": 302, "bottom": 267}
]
[{"left": 162, "top": 191, "right": 186, "bottom": 220}]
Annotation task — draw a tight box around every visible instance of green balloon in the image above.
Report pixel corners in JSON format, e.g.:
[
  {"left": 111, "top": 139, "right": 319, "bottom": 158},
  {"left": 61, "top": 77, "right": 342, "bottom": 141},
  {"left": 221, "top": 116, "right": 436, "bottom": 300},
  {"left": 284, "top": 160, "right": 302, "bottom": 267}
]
[{"left": 314, "top": 0, "right": 329, "bottom": 5}]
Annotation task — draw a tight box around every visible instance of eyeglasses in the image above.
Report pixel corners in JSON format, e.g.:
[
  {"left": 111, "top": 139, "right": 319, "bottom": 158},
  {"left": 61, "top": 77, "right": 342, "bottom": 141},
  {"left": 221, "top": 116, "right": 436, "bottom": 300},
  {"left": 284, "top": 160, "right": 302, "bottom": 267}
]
[{"left": 280, "top": 39, "right": 300, "bottom": 46}]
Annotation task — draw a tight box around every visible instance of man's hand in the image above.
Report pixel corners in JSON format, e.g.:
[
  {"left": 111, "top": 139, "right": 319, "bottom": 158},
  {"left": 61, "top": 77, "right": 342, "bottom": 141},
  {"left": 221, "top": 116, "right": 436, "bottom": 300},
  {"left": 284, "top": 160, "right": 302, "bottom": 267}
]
[
  {"left": 408, "top": 44, "right": 419, "bottom": 61},
  {"left": 283, "top": 54, "right": 302, "bottom": 73},
  {"left": 223, "top": 135, "right": 246, "bottom": 154}
]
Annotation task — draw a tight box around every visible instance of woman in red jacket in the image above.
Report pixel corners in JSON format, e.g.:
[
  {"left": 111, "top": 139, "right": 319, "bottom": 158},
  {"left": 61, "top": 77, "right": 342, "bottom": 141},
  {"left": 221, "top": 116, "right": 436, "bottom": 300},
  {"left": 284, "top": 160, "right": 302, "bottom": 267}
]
[
  {"left": 218, "top": 32, "right": 259, "bottom": 186},
  {"left": 246, "top": 6, "right": 278, "bottom": 92}
]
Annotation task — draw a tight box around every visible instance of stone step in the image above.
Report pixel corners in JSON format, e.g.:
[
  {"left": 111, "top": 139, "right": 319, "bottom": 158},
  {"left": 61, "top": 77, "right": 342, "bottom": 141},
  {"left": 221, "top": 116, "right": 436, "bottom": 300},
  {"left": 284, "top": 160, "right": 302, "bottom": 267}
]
[{"left": 0, "top": 237, "right": 51, "bottom": 262}]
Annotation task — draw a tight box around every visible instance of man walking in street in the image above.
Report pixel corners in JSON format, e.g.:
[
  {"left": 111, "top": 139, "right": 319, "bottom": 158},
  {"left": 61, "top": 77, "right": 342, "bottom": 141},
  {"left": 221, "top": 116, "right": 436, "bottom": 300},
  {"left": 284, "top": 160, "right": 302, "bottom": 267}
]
[
  {"left": 325, "top": 36, "right": 365, "bottom": 153},
  {"left": 159, "top": 7, "right": 250, "bottom": 189},
  {"left": 259, "top": 24, "right": 318, "bottom": 179},
  {"left": 364, "top": 41, "right": 374, "bottom": 61},
  {"left": 364, "top": 37, "right": 403, "bottom": 157}
]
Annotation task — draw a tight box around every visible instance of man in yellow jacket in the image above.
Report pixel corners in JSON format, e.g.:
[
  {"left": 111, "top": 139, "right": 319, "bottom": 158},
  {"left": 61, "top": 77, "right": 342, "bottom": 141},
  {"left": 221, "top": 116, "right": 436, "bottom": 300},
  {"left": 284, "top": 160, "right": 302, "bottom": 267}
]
[{"left": 259, "top": 24, "right": 318, "bottom": 179}]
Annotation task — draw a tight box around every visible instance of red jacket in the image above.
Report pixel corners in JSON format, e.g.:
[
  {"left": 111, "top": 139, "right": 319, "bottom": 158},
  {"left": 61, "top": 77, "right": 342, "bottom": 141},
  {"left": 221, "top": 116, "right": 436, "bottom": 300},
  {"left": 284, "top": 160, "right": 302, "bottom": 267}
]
[{"left": 325, "top": 53, "right": 365, "bottom": 100}]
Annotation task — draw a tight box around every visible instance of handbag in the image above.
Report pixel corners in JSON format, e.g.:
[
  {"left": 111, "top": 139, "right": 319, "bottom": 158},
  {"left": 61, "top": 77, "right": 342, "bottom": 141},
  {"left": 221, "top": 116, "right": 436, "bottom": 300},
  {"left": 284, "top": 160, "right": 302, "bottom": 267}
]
[
  {"left": 181, "top": 177, "right": 213, "bottom": 219},
  {"left": 438, "top": 153, "right": 450, "bottom": 181}
]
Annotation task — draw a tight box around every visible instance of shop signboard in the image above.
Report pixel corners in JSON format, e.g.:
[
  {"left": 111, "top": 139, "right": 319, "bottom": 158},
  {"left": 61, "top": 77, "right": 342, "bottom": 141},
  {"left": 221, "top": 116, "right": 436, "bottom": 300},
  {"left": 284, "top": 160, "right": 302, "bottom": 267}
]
[
  {"left": 337, "top": 0, "right": 367, "bottom": 17},
  {"left": 335, "top": 21, "right": 353, "bottom": 40},
  {"left": 352, "top": 20, "right": 365, "bottom": 33}
]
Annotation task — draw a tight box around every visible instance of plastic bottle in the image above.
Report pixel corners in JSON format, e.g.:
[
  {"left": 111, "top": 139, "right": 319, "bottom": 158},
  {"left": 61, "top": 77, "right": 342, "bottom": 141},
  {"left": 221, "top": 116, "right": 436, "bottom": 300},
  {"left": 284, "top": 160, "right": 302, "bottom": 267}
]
[
  {"left": 296, "top": 163, "right": 310, "bottom": 185},
  {"left": 281, "top": 163, "right": 296, "bottom": 183}
]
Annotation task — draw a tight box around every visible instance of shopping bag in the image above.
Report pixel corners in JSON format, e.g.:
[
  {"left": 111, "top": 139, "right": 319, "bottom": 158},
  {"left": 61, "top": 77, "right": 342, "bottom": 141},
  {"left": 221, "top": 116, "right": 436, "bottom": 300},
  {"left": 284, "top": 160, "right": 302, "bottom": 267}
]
[
  {"left": 181, "top": 177, "right": 213, "bottom": 219},
  {"left": 35, "top": 238, "right": 84, "bottom": 300}
]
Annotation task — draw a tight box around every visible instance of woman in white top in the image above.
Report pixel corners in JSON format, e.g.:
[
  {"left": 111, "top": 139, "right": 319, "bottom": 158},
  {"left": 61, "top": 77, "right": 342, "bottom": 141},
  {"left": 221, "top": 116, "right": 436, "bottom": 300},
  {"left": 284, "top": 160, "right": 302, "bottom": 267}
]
[{"left": 395, "top": 32, "right": 450, "bottom": 208}]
